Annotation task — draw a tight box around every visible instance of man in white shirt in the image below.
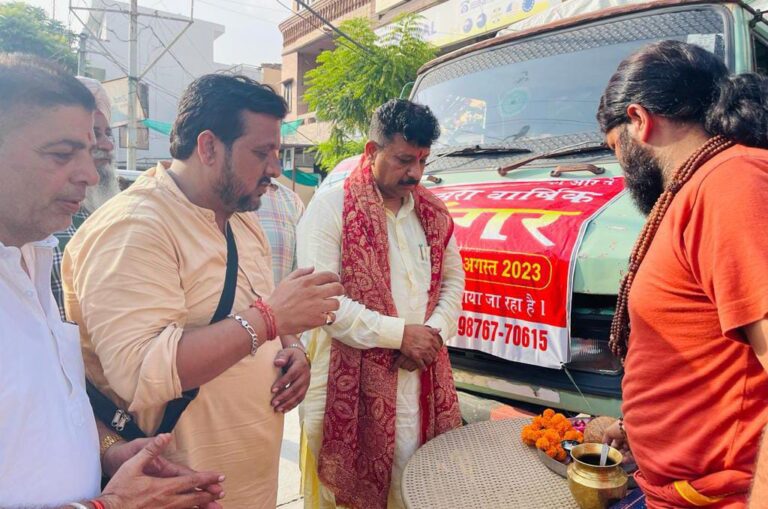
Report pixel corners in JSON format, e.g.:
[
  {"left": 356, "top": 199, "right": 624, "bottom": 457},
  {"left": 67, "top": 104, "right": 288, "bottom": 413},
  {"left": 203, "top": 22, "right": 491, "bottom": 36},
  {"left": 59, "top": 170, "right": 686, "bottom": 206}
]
[
  {"left": 298, "top": 99, "right": 465, "bottom": 509},
  {"left": 0, "top": 53, "right": 223, "bottom": 509}
]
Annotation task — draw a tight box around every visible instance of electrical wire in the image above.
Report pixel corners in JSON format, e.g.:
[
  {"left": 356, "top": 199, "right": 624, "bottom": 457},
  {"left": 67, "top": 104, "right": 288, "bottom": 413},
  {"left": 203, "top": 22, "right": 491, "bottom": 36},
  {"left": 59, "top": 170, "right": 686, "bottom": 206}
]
[
  {"left": 294, "top": 127, "right": 318, "bottom": 145},
  {"left": 85, "top": 38, "right": 130, "bottom": 75},
  {"left": 211, "top": 0, "right": 288, "bottom": 15},
  {"left": 105, "top": 24, "right": 151, "bottom": 43},
  {"left": 141, "top": 77, "right": 180, "bottom": 100},
  {"left": 275, "top": 0, "right": 321, "bottom": 32},
  {"left": 292, "top": 0, "right": 372, "bottom": 54},
  {"left": 99, "top": 0, "right": 130, "bottom": 11},
  {"left": 274, "top": 0, "right": 369, "bottom": 57},
  {"left": 196, "top": 0, "right": 282, "bottom": 25},
  {"left": 156, "top": 17, "right": 206, "bottom": 63},
  {"left": 140, "top": 22, "right": 196, "bottom": 79}
]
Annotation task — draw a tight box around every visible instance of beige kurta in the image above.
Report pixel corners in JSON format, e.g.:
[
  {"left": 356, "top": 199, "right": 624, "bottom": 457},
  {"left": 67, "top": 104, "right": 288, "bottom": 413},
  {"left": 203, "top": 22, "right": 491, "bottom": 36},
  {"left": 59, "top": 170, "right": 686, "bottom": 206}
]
[
  {"left": 297, "top": 184, "right": 465, "bottom": 508},
  {"left": 63, "top": 163, "right": 283, "bottom": 508}
]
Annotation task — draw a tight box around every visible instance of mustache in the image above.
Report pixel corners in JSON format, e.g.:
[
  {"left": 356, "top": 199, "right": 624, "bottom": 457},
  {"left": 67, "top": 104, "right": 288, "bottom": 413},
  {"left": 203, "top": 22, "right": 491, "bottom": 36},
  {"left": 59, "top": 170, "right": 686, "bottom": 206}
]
[
  {"left": 259, "top": 177, "right": 273, "bottom": 186},
  {"left": 92, "top": 148, "right": 113, "bottom": 161},
  {"left": 399, "top": 178, "right": 420, "bottom": 186}
]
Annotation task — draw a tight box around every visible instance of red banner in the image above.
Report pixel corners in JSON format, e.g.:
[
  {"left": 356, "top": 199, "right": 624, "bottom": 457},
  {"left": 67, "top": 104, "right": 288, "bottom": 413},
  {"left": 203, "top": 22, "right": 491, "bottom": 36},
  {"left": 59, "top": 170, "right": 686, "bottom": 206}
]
[{"left": 432, "top": 178, "right": 625, "bottom": 368}]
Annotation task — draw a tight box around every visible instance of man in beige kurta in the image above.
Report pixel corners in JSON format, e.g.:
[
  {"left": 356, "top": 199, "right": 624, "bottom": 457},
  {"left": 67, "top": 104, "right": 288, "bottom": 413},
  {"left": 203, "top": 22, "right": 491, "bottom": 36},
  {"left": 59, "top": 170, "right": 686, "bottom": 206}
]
[{"left": 63, "top": 74, "right": 342, "bottom": 508}]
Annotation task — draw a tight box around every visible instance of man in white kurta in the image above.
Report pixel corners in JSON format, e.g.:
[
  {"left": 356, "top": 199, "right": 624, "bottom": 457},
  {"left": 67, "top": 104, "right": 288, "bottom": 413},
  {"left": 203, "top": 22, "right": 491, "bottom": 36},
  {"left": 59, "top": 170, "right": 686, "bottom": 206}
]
[{"left": 298, "top": 100, "right": 465, "bottom": 509}]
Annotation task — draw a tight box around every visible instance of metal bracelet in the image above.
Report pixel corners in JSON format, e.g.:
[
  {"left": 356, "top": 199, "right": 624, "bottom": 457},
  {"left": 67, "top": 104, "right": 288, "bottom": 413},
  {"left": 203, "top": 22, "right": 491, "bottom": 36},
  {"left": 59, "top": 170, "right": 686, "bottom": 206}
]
[
  {"left": 284, "top": 342, "right": 311, "bottom": 367},
  {"left": 229, "top": 313, "right": 260, "bottom": 356}
]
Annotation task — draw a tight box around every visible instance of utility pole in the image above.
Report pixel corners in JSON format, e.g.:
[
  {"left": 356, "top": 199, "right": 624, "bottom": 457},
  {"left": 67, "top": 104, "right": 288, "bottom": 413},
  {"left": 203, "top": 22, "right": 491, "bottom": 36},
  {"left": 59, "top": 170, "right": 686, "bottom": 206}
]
[
  {"left": 127, "top": 0, "right": 138, "bottom": 172},
  {"left": 69, "top": 1, "right": 195, "bottom": 172},
  {"left": 77, "top": 33, "right": 87, "bottom": 75}
]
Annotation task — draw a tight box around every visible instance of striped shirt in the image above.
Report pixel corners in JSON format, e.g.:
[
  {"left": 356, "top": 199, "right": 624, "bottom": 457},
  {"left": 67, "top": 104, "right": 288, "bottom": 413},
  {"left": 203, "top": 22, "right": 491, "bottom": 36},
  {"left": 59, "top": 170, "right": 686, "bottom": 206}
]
[
  {"left": 253, "top": 181, "right": 305, "bottom": 283},
  {"left": 52, "top": 208, "right": 90, "bottom": 320}
]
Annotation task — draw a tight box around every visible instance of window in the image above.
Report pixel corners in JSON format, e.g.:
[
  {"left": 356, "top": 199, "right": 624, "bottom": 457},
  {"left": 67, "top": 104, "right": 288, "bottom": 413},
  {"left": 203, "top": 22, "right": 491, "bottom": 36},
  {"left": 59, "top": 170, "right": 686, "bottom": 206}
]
[
  {"left": 753, "top": 34, "right": 768, "bottom": 76},
  {"left": 283, "top": 80, "right": 293, "bottom": 111}
]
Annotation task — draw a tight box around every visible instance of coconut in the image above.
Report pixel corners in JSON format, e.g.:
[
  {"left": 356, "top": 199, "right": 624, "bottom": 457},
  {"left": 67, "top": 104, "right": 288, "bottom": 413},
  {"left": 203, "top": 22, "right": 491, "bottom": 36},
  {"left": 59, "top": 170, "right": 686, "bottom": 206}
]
[{"left": 583, "top": 416, "right": 617, "bottom": 443}]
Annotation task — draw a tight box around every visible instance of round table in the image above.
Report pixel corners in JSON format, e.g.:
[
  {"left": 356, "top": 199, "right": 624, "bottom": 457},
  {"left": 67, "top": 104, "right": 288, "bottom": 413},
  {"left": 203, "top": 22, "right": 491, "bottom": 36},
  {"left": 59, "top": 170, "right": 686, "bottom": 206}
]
[{"left": 402, "top": 418, "right": 579, "bottom": 509}]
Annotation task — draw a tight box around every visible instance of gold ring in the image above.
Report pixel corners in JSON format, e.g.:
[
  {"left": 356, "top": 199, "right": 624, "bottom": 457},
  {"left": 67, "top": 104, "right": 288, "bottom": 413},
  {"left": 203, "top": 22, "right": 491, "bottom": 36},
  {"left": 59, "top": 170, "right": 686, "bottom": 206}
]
[{"left": 324, "top": 311, "right": 336, "bottom": 326}]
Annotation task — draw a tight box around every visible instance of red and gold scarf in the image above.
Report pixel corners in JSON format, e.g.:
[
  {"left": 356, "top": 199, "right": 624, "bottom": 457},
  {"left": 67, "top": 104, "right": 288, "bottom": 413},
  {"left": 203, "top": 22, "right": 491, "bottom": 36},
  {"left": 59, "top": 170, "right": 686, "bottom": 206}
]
[{"left": 317, "top": 159, "right": 462, "bottom": 509}]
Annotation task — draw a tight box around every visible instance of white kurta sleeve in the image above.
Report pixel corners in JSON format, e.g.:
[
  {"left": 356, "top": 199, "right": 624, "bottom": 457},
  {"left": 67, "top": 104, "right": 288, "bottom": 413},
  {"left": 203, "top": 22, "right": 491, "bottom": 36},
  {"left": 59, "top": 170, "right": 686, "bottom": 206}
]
[
  {"left": 296, "top": 189, "right": 405, "bottom": 351},
  {"left": 425, "top": 235, "right": 465, "bottom": 340}
]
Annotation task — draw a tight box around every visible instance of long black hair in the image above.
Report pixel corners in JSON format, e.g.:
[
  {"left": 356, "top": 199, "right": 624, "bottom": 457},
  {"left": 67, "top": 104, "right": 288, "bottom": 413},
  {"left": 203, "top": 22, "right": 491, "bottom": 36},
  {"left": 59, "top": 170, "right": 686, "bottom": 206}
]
[{"left": 597, "top": 40, "right": 768, "bottom": 148}]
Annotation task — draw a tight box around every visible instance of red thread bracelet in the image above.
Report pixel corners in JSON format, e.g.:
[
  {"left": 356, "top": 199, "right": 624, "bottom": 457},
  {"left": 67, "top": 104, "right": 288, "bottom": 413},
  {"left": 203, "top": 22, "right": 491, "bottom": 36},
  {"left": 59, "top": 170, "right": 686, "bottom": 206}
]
[
  {"left": 250, "top": 298, "right": 278, "bottom": 341},
  {"left": 91, "top": 500, "right": 106, "bottom": 509}
]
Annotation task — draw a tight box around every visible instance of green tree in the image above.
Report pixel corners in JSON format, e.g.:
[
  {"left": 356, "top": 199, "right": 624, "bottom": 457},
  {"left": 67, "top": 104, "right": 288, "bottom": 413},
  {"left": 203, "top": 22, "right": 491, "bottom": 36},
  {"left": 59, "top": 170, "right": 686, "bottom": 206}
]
[
  {"left": 304, "top": 14, "right": 437, "bottom": 171},
  {"left": 0, "top": 2, "right": 77, "bottom": 72}
]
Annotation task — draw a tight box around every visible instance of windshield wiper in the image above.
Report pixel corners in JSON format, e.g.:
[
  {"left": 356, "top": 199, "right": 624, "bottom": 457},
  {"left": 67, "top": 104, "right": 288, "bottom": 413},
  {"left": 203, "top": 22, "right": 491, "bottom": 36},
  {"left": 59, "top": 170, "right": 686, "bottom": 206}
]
[
  {"left": 428, "top": 144, "right": 531, "bottom": 167},
  {"left": 440, "top": 144, "right": 532, "bottom": 156},
  {"left": 497, "top": 142, "right": 609, "bottom": 176}
]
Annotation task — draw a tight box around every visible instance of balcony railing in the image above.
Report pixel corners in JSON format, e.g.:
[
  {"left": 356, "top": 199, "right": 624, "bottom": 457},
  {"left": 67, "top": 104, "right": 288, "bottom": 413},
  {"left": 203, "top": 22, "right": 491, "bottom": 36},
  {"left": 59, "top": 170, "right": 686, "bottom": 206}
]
[{"left": 279, "top": 0, "right": 371, "bottom": 46}]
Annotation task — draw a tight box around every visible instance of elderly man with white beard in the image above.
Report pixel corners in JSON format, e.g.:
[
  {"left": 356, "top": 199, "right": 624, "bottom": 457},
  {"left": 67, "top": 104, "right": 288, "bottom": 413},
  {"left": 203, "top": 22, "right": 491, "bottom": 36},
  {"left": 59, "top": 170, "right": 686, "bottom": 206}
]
[{"left": 51, "top": 76, "right": 119, "bottom": 319}]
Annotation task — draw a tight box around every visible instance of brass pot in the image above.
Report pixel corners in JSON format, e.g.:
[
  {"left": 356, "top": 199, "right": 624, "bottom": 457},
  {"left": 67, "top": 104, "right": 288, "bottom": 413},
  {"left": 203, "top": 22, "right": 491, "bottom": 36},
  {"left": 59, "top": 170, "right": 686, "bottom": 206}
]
[{"left": 567, "top": 443, "right": 628, "bottom": 509}]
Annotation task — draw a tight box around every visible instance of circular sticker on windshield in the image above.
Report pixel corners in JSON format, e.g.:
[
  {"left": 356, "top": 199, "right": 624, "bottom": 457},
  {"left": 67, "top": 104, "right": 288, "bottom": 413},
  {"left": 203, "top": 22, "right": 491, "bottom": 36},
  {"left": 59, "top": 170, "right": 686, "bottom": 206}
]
[{"left": 499, "top": 88, "right": 530, "bottom": 117}]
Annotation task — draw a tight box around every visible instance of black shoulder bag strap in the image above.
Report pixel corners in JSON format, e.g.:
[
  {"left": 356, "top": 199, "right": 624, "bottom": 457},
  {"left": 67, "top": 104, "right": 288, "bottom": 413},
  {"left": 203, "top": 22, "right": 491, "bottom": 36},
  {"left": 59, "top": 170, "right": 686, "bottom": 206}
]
[
  {"left": 155, "top": 222, "right": 239, "bottom": 434},
  {"left": 88, "top": 222, "right": 239, "bottom": 439},
  {"left": 86, "top": 379, "right": 147, "bottom": 440}
]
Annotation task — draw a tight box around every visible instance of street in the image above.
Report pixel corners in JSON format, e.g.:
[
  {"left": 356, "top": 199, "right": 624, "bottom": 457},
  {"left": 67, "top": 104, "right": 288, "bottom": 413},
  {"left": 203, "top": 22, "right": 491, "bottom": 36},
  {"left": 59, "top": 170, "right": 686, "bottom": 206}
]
[{"left": 277, "top": 409, "right": 303, "bottom": 508}]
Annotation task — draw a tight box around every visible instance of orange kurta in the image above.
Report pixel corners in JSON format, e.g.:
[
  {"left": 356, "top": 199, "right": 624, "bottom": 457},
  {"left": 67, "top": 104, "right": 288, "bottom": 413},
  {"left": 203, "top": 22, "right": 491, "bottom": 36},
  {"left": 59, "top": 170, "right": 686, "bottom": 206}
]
[
  {"left": 622, "top": 145, "right": 768, "bottom": 508},
  {"left": 63, "top": 163, "right": 283, "bottom": 508}
]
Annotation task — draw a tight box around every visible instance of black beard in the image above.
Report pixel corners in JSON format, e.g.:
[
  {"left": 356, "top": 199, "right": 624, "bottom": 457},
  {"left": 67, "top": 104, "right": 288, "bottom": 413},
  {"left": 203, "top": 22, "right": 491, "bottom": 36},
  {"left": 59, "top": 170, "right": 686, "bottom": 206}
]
[
  {"left": 215, "top": 148, "right": 262, "bottom": 213},
  {"left": 617, "top": 129, "right": 665, "bottom": 216}
]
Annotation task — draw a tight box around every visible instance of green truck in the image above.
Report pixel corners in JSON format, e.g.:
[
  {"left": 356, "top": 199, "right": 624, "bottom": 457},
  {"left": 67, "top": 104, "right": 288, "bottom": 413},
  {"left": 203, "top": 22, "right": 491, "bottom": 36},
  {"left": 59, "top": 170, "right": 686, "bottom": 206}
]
[
  {"left": 319, "top": 0, "right": 768, "bottom": 418},
  {"left": 411, "top": 0, "right": 768, "bottom": 415}
]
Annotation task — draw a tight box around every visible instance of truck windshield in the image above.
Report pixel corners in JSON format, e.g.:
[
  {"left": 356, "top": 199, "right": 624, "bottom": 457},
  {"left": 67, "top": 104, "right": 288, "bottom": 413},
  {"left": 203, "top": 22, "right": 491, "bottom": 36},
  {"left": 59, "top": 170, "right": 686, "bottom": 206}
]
[{"left": 412, "top": 7, "right": 727, "bottom": 149}]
